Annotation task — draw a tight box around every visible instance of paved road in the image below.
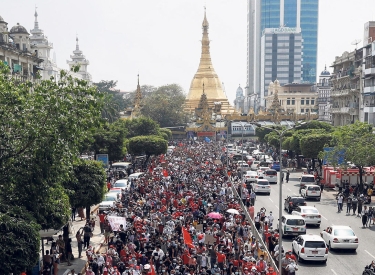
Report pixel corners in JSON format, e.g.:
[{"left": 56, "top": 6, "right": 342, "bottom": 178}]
[{"left": 253, "top": 171, "right": 375, "bottom": 275}]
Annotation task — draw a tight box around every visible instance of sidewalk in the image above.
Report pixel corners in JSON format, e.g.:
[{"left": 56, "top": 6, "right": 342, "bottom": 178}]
[{"left": 54, "top": 208, "right": 104, "bottom": 275}]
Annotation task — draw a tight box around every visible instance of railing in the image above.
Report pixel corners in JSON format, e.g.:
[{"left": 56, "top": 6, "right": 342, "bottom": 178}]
[{"left": 231, "top": 185, "right": 279, "bottom": 273}]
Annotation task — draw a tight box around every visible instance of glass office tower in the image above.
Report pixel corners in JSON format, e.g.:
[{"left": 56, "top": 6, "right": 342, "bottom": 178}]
[{"left": 255, "top": 0, "right": 318, "bottom": 84}]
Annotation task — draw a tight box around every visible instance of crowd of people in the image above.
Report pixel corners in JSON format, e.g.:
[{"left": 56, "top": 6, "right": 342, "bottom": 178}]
[{"left": 81, "top": 140, "right": 295, "bottom": 275}]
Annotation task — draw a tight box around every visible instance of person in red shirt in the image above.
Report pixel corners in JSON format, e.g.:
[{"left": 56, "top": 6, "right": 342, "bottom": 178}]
[
  {"left": 216, "top": 251, "right": 226, "bottom": 269},
  {"left": 99, "top": 212, "right": 105, "bottom": 234}
]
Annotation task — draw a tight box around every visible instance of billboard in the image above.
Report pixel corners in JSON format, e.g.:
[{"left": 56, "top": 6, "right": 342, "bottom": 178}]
[
  {"left": 96, "top": 154, "right": 109, "bottom": 168},
  {"left": 323, "top": 147, "right": 345, "bottom": 165}
]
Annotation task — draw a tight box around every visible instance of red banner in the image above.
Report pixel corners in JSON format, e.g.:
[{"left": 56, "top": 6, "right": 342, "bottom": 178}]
[{"left": 182, "top": 227, "right": 195, "bottom": 248}]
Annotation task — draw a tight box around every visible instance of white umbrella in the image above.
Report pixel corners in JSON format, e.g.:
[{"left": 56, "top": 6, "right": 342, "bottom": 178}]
[{"left": 226, "top": 209, "right": 240, "bottom": 215}]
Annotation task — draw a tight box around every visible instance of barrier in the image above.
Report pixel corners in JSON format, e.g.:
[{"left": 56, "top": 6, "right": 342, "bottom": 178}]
[{"left": 231, "top": 184, "right": 279, "bottom": 273}]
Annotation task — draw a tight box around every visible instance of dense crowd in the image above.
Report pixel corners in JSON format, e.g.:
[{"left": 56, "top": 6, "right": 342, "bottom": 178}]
[{"left": 80, "top": 140, "right": 297, "bottom": 275}]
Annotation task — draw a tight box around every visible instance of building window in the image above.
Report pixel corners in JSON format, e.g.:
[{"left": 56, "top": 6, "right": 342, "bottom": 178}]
[
  {"left": 292, "top": 98, "right": 295, "bottom": 105},
  {"left": 301, "top": 98, "right": 305, "bottom": 105},
  {"left": 306, "top": 98, "right": 310, "bottom": 105},
  {"left": 287, "top": 98, "right": 291, "bottom": 105},
  {"left": 301, "top": 109, "right": 304, "bottom": 113},
  {"left": 311, "top": 99, "right": 315, "bottom": 105}
]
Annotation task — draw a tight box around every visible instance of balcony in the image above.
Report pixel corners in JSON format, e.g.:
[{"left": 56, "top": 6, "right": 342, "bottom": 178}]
[
  {"left": 365, "top": 67, "right": 375, "bottom": 75},
  {"left": 364, "top": 86, "right": 375, "bottom": 94},
  {"left": 330, "top": 107, "right": 350, "bottom": 114},
  {"left": 330, "top": 89, "right": 351, "bottom": 97}
]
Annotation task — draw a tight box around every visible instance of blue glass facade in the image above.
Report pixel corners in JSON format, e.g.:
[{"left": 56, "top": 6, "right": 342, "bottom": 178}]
[{"left": 260, "top": 0, "right": 318, "bottom": 83}]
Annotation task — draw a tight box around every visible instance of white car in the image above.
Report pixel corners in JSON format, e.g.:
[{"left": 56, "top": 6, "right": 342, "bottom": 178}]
[
  {"left": 99, "top": 194, "right": 118, "bottom": 211},
  {"left": 245, "top": 171, "right": 258, "bottom": 183},
  {"left": 292, "top": 234, "right": 328, "bottom": 262},
  {"left": 299, "top": 175, "right": 316, "bottom": 188},
  {"left": 251, "top": 160, "right": 260, "bottom": 171},
  {"left": 252, "top": 179, "right": 271, "bottom": 195},
  {"left": 320, "top": 225, "right": 358, "bottom": 251},
  {"left": 300, "top": 185, "right": 321, "bottom": 200},
  {"left": 263, "top": 169, "right": 278, "bottom": 184},
  {"left": 128, "top": 172, "right": 145, "bottom": 181},
  {"left": 292, "top": 206, "right": 321, "bottom": 227},
  {"left": 278, "top": 215, "right": 306, "bottom": 236},
  {"left": 114, "top": 179, "right": 129, "bottom": 190}
]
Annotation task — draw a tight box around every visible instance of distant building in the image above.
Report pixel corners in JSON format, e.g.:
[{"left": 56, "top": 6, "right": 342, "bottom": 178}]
[
  {"left": 265, "top": 80, "right": 318, "bottom": 115},
  {"left": 67, "top": 37, "right": 92, "bottom": 84},
  {"left": 233, "top": 85, "right": 245, "bottom": 113},
  {"left": 317, "top": 66, "right": 332, "bottom": 123},
  {"left": 330, "top": 49, "right": 361, "bottom": 126},
  {"left": 260, "top": 27, "right": 303, "bottom": 108}
]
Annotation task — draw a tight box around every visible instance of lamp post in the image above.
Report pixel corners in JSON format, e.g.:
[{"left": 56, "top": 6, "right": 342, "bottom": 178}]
[{"left": 253, "top": 122, "right": 306, "bottom": 274}]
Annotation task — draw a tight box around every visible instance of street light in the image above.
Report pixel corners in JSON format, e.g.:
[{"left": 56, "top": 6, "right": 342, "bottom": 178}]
[{"left": 253, "top": 121, "right": 306, "bottom": 274}]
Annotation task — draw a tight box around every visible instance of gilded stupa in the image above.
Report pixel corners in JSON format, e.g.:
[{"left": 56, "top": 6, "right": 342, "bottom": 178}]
[{"left": 184, "top": 9, "right": 234, "bottom": 115}]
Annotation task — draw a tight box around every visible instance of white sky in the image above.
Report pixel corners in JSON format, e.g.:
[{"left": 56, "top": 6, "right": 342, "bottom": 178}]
[{"left": 2, "top": 0, "right": 375, "bottom": 103}]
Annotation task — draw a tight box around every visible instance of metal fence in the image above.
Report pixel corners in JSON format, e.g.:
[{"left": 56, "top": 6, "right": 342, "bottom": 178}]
[{"left": 231, "top": 184, "right": 279, "bottom": 273}]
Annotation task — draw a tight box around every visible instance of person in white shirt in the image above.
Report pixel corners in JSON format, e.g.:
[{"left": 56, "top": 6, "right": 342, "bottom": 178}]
[{"left": 267, "top": 211, "right": 274, "bottom": 227}]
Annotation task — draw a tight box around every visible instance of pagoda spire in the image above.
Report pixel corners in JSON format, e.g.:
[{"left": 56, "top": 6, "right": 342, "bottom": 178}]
[
  {"left": 199, "top": 7, "right": 213, "bottom": 70},
  {"left": 76, "top": 35, "right": 80, "bottom": 51},
  {"left": 134, "top": 74, "right": 143, "bottom": 108},
  {"left": 34, "top": 6, "right": 39, "bottom": 29}
]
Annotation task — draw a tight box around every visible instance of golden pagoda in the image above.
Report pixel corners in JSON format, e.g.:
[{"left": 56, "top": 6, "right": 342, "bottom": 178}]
[{"left": 184, "top": 9, "right": 234, "bottom": 115}]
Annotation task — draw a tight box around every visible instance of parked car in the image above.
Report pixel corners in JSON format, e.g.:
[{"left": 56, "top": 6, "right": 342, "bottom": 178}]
[
  {"left": 284, "top": 196, "right": 306, "bottom": 213},
  {"left": 300, "top": 185, "right": 321, "bottom": 200},
  {"left": 292, "top": 234, "right": 328, "bottom": 262},
  {"left": 299, "top": 175, "right": 316, "bottom": 188},
  {"left": 252, "top": 179, "right": 271, "bottom": 195},
  {"left": 292, "top": 206, "right": 321, "bottom": 227},
  {"left": 271, "top": 162, "right": 281, "bottom": 171},
  {"left": 320, "top": 225, "right": 358, "bottom": 251},
  {"left": 263, "top": 169, "right": 278, "bottom": 184},
  {"left": 245, "top": 171, "right": 258, "bottom": 183},
  {"left": 277, "top": 214, "right": 306, "bottom": 236}
]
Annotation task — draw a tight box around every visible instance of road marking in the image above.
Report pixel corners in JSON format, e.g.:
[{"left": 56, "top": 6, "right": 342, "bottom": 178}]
[
  {"left": 293, "top": 193, "right": 297, "bottom": 196},
  {"left": 287, "top": 188, "right": 291, "bottom": 191},
  {"left": 331, "top": 269, "right": 338, "bottom": 275},
  {"left": 269, "top": 198, "right": 274, "bottom": 202},
  {"left": 275, "top": 205, "right": 279, "bottom": 209},
  {"left": 321, "top": 215, "right": 328, "bottom": 220},
  {"left": 365, "top": 250, "right": 375, "bottom": 259}
]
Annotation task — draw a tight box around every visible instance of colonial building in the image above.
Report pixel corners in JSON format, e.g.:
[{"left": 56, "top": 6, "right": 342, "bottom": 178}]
[
  {"left": 330, "top": 50, "right": 362, "bottom": 126},
  {"left": 317, "top": 66, "right": 332, "bottom": 123},
  {"left": 67, "top": 37, "right": 92, "bottom": 83},
  {"left": 184, "top": 10, "right": 234, "bottom": 115},
  {"left": 0, "top": 15, "right": 42, "bottom": 81},
  {"left": 265, "top": 80, "right": 318, "bottom": 115}
]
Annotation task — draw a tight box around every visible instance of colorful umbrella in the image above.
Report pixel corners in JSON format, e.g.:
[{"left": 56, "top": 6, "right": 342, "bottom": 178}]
[{"left": 207, "top": 212, "right": 223, "bottom": 219}]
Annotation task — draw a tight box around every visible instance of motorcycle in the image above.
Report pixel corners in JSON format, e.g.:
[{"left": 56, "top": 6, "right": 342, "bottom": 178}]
[{"left": 363, "top": 266, "right": 375, "bottom": 275}]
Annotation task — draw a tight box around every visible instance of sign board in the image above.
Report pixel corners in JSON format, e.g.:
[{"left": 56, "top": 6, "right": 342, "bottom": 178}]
[
  {"left": 214, "top": 160, "right": 222, "bottom": 165},
  {"left": 96, "top": 154, "right": 109, "bottom": 168},
  {"left": 107, "top": 216, "right": 127, "bottom": 231},
  {"left": 263, "top": 27, "right": 301, "bottom": 35}
]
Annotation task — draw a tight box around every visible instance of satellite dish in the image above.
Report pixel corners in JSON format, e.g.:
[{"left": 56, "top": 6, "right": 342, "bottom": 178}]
[{"left": 351, "top": 39, "right": 361, "bottom": 49}]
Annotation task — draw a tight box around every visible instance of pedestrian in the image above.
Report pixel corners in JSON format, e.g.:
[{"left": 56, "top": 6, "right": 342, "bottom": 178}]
[
  {"left": 367, "top": 207, "right": 373, "bottom": 227},
  {"left": 250, "top": 191, "right": 256, "bottom": 207},
  {"left": 358, "top": 195, "right": 364, "bottom": 217},
  {"left": 362, "top": 206, "right": 369, "bottom": 227},
  {"left": 76, "top": 230, "right": 83, "bottom": 258},
  {"left": 346, "top": 195, "right": 352, "bottom": 215},
  {"left": 285, "top": 170, "right": 290, "bottom": 183},
  {"left": 352, "top": 196, "right": 358, "bottom": 215},
  {"left": 336, "top": 193, "right": 344, "bottom": 213},
  {"left": 65, "top": 238, "right": 73, "bottom": 266},
  {"left": 71, "top": 207, "right": 77, "bottom": 221},
  {"left": 83, "top": 222, "right": 92, "bottom": 249}
]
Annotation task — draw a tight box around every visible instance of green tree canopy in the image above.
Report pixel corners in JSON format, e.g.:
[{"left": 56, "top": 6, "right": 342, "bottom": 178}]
[
  {"left": 64, "top": 159, "right": 107, "bottom": 210},
  {"left": 300, "top": 133, "right": 333, "bottom": 158},
  {"left": 125, "top": 117, "right": 160, "bottom": 138},
  {"left": 140, "top": 84, "right": 186, "bottom": 127},
  {"left": 127, "top": 135, "right": 168, "bottom": 162},
  {"left": 159, "top": 128, "right": 173, "bottom": 140},
  {"left": 0, "top": 204, "right": 40, "bottom": 275}
]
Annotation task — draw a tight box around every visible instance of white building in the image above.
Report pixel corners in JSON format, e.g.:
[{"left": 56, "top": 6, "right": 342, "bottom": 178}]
[
  {"left": 233, "top": 85, "right": 245, "bottom": 113},
  {"left": 317, "top": 66, "right": 332, "bottom": 122},
  {"left": 260, "top": 27, "right": 303, "bottom": 109},
  {"left": 67, "top": 37, "right": 92, "bottom": 83}
]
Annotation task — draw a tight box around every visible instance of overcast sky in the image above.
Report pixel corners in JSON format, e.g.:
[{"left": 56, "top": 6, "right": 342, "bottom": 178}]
[{"left": 2, "top": 0, "right": 375, "bottom": 103}]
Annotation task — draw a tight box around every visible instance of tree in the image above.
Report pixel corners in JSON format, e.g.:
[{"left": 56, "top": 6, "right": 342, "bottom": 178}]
[
  {"left": 125, "top": 117, "right": 160, "bottom": 138},
  {"left": 127, "top": 135, "right": 168, "bottom": 165},
  {"left": 255, "top": 127, "right": 273, "bottom": 143},
  {"left": 85, "top": 120, "right": 128, "bottom": 161},
  {"left": 123, "top": 84, "right": 157, "bottom": 109},
  {"left": 300, "top": 133, "right": 332, "bottom": 159},
  {"left": 141, "top": 84, "right": 186, "bottom": 127},
  {"left": 159, "top": 128, "right": 173, "bottom": 140},
  {"left": 64, "top": 159, "right": 107, "bottom": 219},
  {"left": 0, "top": 63, "right": 103, "bottom": 272},
  {"left": 94, "top": 80, "right": 126, "bottom": 122},
  {"left": 0, "top": 204, "right": 40, "bottom": 275}
]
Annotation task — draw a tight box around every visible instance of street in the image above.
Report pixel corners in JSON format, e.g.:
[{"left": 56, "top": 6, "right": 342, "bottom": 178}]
[{"left": 253, "top": 171, "right": 375, "bottom": 275}]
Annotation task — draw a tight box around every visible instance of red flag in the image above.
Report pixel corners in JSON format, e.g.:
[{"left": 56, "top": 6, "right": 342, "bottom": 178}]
[
  {"left": 150, "top": 259, "right": 156, "bottom": 275},
  {"left": 163, "top": 169, "right": 169, "bottom": 177},
  {"left": 182, "top": 227, "right": 195, "bottom": 248}
]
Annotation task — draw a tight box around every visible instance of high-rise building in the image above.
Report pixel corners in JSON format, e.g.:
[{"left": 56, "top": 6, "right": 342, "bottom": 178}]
[{"left": 247, "top": 0, "right": 319, "bottom": 110}]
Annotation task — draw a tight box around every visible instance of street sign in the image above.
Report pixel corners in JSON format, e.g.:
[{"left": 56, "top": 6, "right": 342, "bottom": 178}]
[{"left": 96, "top": 154, "right": 109, "bottom": 168}]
